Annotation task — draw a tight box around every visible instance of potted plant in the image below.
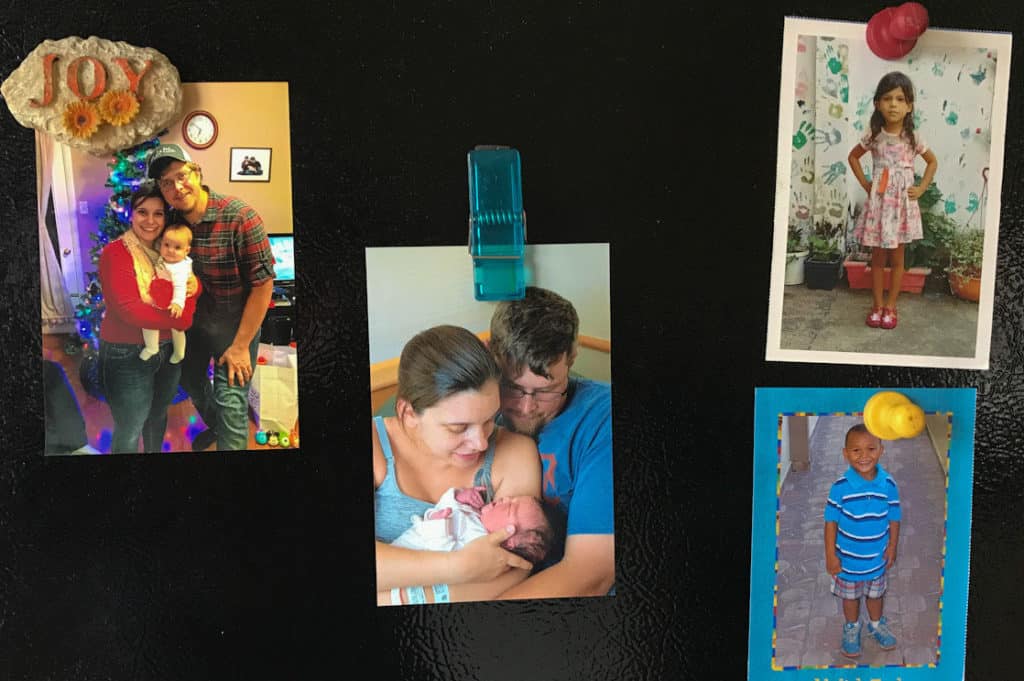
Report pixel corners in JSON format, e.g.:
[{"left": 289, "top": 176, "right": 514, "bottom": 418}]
[
  {"left": 913, "top": 212, "right": 958, "bottom": 293},
  {"left": 946, "top": 228, "right": 984, "bottom": 302},
  {"left": 804, "top": 234, "right": 844, "bottom": 290},
  {"left": 906, "top": 212, "right": 956, "bottom": 270},
  {"left": 785, "top": 222, "right": 808, "bottom": 286}
]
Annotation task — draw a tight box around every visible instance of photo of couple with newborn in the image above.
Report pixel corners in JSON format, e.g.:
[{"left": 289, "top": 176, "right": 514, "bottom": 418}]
[{"left": 372, "top": 287, "right": 614, "bottom": 605}]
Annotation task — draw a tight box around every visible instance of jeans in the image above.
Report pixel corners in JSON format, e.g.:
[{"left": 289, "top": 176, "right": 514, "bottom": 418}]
[
  {"left": 179, "top": 320, "right": 260, "bottom": 451},
  {"left": 99, "top": 340, "right": 181, "bottom": 453}
]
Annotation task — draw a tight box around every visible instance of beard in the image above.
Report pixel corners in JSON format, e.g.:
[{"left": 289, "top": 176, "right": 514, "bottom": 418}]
[{"left": 502, "top": 411, "right": 545, "bottom": 439}]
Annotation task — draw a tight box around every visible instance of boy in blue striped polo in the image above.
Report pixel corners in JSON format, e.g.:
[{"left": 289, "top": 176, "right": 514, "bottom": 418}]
[{"left": 824, "top": 423, "right": 901, "bottom": 658}]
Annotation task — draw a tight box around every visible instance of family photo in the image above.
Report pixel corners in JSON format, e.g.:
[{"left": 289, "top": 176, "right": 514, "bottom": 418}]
[
  {"left": 748, "top": 388, "right": 976, "bottom": 681},
  {"left": 366, "top": 243, "right": 614, "bottom": 605},
  {"left": 765, "top": 18, "right": 1012, "bottom": 369},
  {"left": 39, "top": 81, "right": 298, "bottom": 455}
]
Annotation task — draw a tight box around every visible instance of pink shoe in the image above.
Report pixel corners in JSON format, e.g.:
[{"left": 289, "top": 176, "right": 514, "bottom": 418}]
[
  {"left": 880, "top": 307, "right": 898, "bottom": 330},
  {"left": 866, "top": 307, "right": 883, "bottom": 328}
]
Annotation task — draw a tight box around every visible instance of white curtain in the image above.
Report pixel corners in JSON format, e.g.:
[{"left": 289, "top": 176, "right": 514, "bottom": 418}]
[{"left": 36, "top": 131, "right": 76, "bottom": 335}]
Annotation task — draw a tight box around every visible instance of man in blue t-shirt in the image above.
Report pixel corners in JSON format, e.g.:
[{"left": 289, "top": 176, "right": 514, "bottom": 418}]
[{"left": 488, "top": 286, "right": 614, "bottom": 599}]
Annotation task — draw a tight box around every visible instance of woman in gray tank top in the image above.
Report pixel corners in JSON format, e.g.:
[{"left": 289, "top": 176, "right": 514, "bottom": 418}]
[{"left": 373, "top": 326, "right": 542, "bottom": 604}]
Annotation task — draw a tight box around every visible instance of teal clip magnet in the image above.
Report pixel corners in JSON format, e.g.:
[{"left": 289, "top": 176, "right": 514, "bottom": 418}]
[{"left": 467, "top": 145, "right": 526, "bottom": 301}]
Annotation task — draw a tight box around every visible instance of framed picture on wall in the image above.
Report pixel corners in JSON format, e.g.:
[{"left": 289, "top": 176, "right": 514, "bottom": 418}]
[{"left": 230, "top": 147, "right": 272, "bottom": 182}]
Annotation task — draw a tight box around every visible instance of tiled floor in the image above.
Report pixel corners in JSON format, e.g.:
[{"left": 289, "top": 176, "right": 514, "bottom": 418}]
[{"left": 774, "top": 415, "right": 946, "bottom": 668}]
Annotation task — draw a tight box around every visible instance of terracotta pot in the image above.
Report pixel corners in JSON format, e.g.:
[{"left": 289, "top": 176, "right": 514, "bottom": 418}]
[
  {"left": 948, "top": 272, "right": 981, "bottom": 302},
  {"left": 843, "top": 259, "right": 930, "bottom": 294}
]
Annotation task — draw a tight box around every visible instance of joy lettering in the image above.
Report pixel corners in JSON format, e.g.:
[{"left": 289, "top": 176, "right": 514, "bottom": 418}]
[{"left": 30, "top": 54, "right": 152, "bottom": 107}]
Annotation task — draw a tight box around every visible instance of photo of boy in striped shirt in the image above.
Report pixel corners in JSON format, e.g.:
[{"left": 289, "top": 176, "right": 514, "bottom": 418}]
[{"left": 824, "top": 423, "right": 901, "bottom": 659}]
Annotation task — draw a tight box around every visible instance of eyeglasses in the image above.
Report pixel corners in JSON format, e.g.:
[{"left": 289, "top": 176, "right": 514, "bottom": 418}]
[
  {"left": 157, "top": 168, "right": 194, "bottom": 190},
  {"left": 500, "top": 380, "right": 569, "bottom": 403}
]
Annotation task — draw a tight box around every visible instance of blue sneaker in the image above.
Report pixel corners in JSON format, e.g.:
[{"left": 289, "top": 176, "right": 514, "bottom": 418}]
[
  {"left": 841, "top": 621, "right": 861, "bottom": 658},
  {"left": 867, "top": 616, "right": 897, "bottom": 650}
]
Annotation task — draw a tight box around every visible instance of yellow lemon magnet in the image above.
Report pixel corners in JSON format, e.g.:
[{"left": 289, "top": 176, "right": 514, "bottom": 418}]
[{"left": 864, "top": 391, "right": 925, "bottom": 440}]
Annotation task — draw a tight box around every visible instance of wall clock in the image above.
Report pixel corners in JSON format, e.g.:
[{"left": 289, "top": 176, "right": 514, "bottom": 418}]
[{"left": 182, "top": 110, "right": 218, "bottom": 149}]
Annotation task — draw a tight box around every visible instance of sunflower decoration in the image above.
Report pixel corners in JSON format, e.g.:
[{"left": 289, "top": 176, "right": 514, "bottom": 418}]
[
  {"left": 98, "top": 89, "right": 141, "bottom": 126},
  {"left": 62, "top": 100, "right": 101, "bottom": 139}
]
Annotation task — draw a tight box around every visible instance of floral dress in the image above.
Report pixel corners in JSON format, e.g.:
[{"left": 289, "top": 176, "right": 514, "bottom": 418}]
[{"left": 853, "top": 129, "right": 927, "bottom": 249}]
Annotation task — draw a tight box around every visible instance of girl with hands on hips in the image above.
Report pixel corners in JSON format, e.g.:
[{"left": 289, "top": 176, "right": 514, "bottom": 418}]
[{"left": 848, "top": 71, "right": 938, "bottom": 332}]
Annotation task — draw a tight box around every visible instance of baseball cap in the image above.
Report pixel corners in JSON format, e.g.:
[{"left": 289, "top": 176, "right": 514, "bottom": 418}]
[{"left": 147, "top": 143, "right": 193, "bottom": 179}]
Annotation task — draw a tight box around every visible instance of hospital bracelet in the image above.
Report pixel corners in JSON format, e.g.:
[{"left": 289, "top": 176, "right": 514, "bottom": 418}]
[
  {"left": 405, "top": 586, "right": 427, "bottom": 605},
  {"left": 432, "top": 583, "right": 450, "bottom": 603}
]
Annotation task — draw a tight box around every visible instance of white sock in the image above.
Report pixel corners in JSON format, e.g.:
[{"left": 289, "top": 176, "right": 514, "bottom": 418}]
[{"left": 870, "top": 619, "right": 880, "bottom": 627}]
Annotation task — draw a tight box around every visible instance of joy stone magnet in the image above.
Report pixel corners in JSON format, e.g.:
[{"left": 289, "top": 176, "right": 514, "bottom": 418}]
[{"left": 1, "top": 36, "right": 183, "bottom": 156}]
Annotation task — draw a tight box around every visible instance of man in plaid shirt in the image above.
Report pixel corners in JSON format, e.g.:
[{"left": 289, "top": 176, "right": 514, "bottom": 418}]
[{"left": 148, "top": 144, "right": 276, "bottom": 451}]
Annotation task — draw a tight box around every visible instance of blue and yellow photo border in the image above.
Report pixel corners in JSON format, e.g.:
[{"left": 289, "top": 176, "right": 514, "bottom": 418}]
[{"left": 747, "top": 388, "right": 976, "bottom": 681}]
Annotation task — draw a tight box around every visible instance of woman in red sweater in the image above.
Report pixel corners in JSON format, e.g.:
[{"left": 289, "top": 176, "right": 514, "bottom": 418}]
[{"left": 98, "top": 184, "right": 201, "bottom": 453}]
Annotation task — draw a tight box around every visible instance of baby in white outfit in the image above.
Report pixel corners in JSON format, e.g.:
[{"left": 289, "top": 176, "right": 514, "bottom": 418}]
[{"left": 140, "top": 223, "right": 193, "bottom": 364}]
